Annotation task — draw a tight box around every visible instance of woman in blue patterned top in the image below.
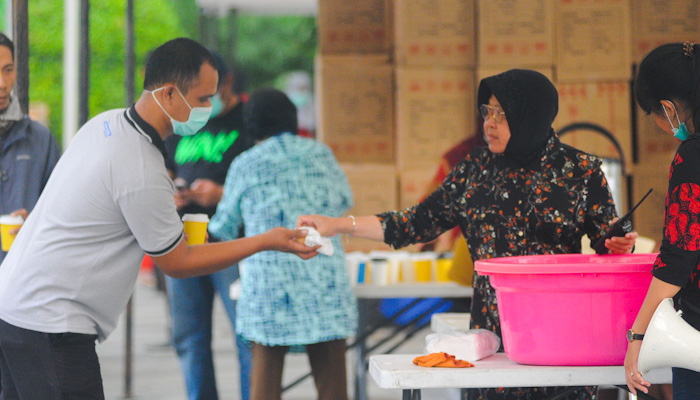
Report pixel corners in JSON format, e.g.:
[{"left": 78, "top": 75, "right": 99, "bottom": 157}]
[{"left": 209, "top": 88, "right": 357, "bottom": 400}]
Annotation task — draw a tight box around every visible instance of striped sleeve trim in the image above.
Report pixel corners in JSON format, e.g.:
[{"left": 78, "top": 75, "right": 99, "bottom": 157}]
[{"left": 145, "top": 233, "right": 184, "bottom": 257}]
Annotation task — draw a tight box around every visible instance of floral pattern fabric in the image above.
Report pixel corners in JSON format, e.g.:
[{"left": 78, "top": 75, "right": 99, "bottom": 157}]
[
  {"left": 652, "top": 137, "right": 700, "bottom": 330},
  {"left": 379, "top": 135, "right": 615, "bottom": 400}
]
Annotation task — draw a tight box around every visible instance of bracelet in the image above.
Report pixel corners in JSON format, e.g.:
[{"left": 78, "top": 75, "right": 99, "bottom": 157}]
[{"left": 348, "top": 215, "right": 356, "bottom": 234}]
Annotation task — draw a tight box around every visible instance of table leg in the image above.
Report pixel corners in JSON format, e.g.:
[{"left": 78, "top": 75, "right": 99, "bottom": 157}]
[
  {"left": 547, "top": 387, "right": 579, "bottom": 400},
  {"left": 402, "top": 389, "right": 421, "bottom": 400},
  {"left": 354, "top": 299, "right": 369, "bottom": 400},
  {"left": 615, "top": 385, "right": 660, "bottom": 400}
]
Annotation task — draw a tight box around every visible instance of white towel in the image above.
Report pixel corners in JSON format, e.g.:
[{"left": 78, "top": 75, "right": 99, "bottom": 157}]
[
  {"left": 425, "top": 330, "right": 501, "bottom": 362},
  {"left": 299, "top": 226, "right": 334, "bottom": 256}
]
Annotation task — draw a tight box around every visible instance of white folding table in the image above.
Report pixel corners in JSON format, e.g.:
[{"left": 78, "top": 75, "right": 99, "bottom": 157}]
[
  {"left": 351, "top": 283, "right": 473, "bottom": 400},
  {"left": 370, "top": 353, "right": 672, "bottom": 400}
]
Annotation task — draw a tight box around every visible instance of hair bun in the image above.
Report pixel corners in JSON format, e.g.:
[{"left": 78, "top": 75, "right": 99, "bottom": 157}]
[{"left": 683, "top": 41, "right": 695, "bottom": 57}]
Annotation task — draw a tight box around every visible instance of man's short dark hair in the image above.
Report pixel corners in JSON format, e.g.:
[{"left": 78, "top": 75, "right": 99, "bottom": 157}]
[
  {"left": 143, "top": 38, "right": 217, "bottom": 94},
  {"left": 0, "top": 33, "right": 14, "bottom": 58},
  {"left": 243, "top": 88, "right": 298, "bottom": 142}
]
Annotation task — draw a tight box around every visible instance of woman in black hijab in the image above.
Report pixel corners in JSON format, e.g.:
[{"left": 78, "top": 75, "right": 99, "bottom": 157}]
[{"left": 298, "top": 69, "right": 637, "bottom": 400}]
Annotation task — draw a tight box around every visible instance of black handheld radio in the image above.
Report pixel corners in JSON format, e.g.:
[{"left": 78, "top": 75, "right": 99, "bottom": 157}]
[{"left": 592, "top": 188, "right": 653, "bottom": 255}]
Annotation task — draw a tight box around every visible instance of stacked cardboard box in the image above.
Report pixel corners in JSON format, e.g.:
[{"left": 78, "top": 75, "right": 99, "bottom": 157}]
[
  {"left": 316, "top": 0, "right": 698, "bottom": 250},
  {"left": 394, "top": 0, "right": 475, "bottom": 67},
  {"left": 316, "top": 0, "right": 396, "bottom": 252},
  {"left": 552, "top": 0, "right": 633, "bottom": 178},
  {"left": 317, "top": 0, "right": 391, "bottom": 54},
  {"left": 631, "top": 165, "right": 669, "bottom": 245},
  {"left": 395, "top": 67, "right": 475, "bottom": 170},
  {"left": 317, "top": 0, "right": 479, "bottom": 252},
  {"left": 554, "top": 82, "right": 632, "bottom": 168},
  {"left": 555, "top": 0, "right": 632, "bottom": 82},
  {"left": 398, "top": 169, "right": 435, "bottom": 210},
  {"left": 315, "top": 55, "right": 394, "bottom": 164},
  {"left": 631, "top": 1, "right": 700, "bottom": 63},
  {"left": 394, "top": 0, "right": 477, "bottom": 211},
  {"left": 477, "top": 0, "right": 554, "bottom": 68},
  {"left": 340, "top": 164, "right": 397, "bottom": 252}
]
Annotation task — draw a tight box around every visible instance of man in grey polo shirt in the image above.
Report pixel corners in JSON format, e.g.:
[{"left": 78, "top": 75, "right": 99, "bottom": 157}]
[{"left": 0, "top": 38, "right": 317, "bottom": 400}]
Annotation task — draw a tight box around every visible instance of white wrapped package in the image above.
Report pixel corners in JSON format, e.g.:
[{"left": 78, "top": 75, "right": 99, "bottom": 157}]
[
  {"left": 299, "top": 226, "right": 334, "bottom": 256},
  {"left": 424, "top": 330, "right": 501, "bottom": 362}
]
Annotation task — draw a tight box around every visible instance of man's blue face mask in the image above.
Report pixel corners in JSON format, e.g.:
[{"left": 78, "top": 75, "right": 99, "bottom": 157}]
[
  {"left": 150, "top": 86, "right": 212, "bottom": 136},
  {"left": 662, "top": 101, "right": 690, "bottom": 141}
]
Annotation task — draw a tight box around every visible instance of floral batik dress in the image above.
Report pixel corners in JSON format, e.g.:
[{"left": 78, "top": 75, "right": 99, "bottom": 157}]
[{"left": 379, "top": 135, "right": 617, "bottom": 400}]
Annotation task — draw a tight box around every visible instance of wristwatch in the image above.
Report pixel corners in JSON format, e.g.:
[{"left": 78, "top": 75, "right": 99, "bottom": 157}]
[{"left": 627, "top": 329, "right": 644, "bottom": 342}]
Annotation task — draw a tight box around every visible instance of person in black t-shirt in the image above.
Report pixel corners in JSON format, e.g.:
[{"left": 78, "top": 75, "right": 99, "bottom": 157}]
[{"left": 164, "top": 52, "right": 253, "bottom": 400}]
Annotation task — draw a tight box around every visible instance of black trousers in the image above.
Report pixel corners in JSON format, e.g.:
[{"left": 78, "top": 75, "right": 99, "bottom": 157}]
[{"left": 0, "top": 318, "right": 104, "bottom": 400}]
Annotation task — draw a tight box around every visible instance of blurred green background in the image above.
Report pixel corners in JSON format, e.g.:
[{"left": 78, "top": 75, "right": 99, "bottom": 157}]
[{"left": 1, "top": 0, "right": 317, "bottom": 146}]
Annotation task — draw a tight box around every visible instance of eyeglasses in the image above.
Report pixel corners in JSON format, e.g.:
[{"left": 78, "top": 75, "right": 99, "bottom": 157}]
[{"left": 479, "top": 104, "right": 507, "bottom": 124}]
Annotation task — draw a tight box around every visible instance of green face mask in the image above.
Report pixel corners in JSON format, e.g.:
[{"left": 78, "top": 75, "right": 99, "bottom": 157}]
[{"left": 663, "top": 101, "right": 690, "bottom": 141}]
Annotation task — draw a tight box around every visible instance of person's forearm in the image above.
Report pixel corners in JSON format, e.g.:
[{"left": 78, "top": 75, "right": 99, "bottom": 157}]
[
  {"left": 157, "top": 235, "right": 266, "bottom": 278},
  {"left": 338, "top": 215, "right": 384, "bottom": 241},
  {"left": 631, "top": 277, "right": 681, "bottom": 334}
]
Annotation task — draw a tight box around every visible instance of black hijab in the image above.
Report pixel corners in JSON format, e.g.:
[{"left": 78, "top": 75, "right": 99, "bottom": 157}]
[{"left": 477, "top": 69, "right": 559, "bottom": 168}]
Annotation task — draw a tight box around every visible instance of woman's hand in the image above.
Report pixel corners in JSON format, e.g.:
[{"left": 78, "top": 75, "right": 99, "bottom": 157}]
[
  {"left": 298, "top": 214, "right": 385, "bottom": 242},
  {"left": 296, "top": 214, "right": 344, "bottom": 237},
  {"left": 264, "top": 227, "right": 320, "bottom": 259},
  {"left": 624, "top": 340, "right": 650, "bottom": 395},
  {"left": 603, "top": 217, "right": 638, "bottom": 254},
  {"left": 606, "top": 231, "right": 638, "bottom": 254}
]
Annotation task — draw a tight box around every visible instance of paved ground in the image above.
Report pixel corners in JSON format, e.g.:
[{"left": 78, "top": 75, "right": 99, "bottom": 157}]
[{"left": 97, "top": 278, "right": 424, "bottom": 400}]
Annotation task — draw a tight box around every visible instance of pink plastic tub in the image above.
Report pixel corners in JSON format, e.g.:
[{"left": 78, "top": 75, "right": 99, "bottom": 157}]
[{"left": 474, "top": 254, "right": 656, "bottom": 366}]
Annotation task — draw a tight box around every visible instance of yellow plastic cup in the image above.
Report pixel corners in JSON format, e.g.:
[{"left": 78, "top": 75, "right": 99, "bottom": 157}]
[
  {"left": 182, "top": 213, "right": 209, "bottom": 245},
  {"left": 0, "top": 215, "right": 24, "bottom": 252},
  {"left": 436, "top": 257, "right": 454, "bottom": 282},
  {"left": 414, "top": 259, "right": 433, "bottom": 282}
]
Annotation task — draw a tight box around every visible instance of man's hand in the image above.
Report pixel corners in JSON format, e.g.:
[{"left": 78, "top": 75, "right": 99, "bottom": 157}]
[
  {"left": 264, "top": 227, "right": 320, "bottom": 260},
  {"left": 190, "top": 179, "right": 224, "bottom": 208},
  {"left": 9, "top": 209, "right": 27, "bottom": 235}
]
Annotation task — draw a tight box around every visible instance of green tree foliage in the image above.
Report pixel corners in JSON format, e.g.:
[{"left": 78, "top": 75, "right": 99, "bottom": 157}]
[
  {"left": 235, "top": 14, "right": 316, "bottom": 90},
  {"left": 28, "top": 0, "right": 188, "bottom": 146},
  {"left": 24, "top": 0, "right": 316, "bottom": 147}
]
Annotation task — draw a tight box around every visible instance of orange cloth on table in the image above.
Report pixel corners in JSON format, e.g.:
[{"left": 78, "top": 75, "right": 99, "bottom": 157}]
[{"left": 413, "top": 352, "right": 474, "bottom": 368}]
